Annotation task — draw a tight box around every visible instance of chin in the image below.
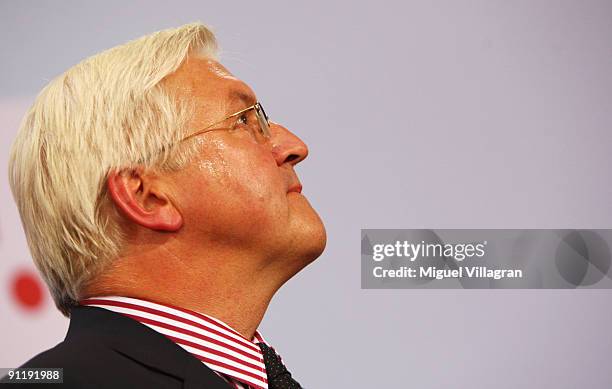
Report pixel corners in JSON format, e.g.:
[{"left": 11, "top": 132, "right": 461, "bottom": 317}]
[
  {"left": 271, "top": 194, "right": 327, "bottom": 269},
  {"left": 305, "top": 218, "right": 327, "bottom": 260},
  {"left": 262, "top": 214, "right": 326, "bottom": 284},
  {"left": 291, "top": 208, "right": 327, "bottom": 265}
]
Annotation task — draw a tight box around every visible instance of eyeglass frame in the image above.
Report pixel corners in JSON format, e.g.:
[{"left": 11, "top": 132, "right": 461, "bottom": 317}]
[{"left": 179, "top": 102, "right": 271, "bottom": 143}]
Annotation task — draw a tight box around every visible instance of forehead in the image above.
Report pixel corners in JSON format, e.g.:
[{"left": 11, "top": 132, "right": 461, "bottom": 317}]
[{"left": 162, "top": 57, "right": 256, "bottom": 123}]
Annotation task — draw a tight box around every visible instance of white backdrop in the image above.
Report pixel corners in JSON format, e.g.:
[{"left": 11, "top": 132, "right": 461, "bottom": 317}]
[{"left": 2, "top": 1, "right": 612, "bottom": 388}]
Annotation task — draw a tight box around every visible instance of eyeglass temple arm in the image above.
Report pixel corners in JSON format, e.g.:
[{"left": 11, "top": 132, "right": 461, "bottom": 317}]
[{"left": 181, "top": 104, "right": 258, "bottom": 141}]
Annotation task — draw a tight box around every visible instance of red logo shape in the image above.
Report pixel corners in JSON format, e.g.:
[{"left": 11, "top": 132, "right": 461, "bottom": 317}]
[{"left": 11, "top": 269, "right": 45, "bottom": 311}]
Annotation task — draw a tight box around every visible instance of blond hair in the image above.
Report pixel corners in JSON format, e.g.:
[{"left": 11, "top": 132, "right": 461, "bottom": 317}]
[{"left": 8, "top": 23, "right": 218, "bottom": 316}]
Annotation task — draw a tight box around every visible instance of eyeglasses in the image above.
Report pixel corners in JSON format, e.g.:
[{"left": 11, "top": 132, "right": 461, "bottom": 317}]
[{"left": 180, "top": 102, "right": 271, "bottom": 144}]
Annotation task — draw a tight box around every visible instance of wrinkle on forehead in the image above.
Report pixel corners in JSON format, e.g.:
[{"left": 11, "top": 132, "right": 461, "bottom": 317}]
[
  {"left": 162, "top": 57, "right": 257, "bottom": 130},
  {"left": 206, "top": 59, "right": 239, "bottom": 81},
  {"left": 163, "top": 58, "right": 237, "bottom": 92}
]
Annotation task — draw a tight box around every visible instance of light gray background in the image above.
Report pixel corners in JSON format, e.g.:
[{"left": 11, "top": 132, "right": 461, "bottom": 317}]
[{"left": 1, "top": 1, "right": 611, "bottom": 388}]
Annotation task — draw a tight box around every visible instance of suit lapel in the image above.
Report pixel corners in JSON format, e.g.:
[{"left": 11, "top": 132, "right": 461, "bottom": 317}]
[{"left": 68, "top": 306, "right": 230, "bottom": 389}]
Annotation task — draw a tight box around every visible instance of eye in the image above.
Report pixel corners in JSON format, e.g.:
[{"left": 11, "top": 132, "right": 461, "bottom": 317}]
[{"left": 236, "top": 113, "right": 249, "bottom": 126}]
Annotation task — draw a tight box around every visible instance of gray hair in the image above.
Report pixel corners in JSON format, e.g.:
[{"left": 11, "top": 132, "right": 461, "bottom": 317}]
[{"left": 8, "top": 23, "right": 218, "bottom": 315}]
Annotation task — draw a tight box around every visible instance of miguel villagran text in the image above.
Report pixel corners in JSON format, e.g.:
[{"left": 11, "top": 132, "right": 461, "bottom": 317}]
[{"left": 373, "top": 266, "right": 523, "bottom": 280}]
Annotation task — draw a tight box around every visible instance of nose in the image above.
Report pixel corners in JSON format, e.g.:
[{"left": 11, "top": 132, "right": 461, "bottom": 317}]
[{"left": 269, "top": 123, "right": 309, "bottom": 167}]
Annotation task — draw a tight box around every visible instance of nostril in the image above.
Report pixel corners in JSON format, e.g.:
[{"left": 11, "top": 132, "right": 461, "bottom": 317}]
[{"left": 284, "top": 154, "right": 300, "bottom": 164}]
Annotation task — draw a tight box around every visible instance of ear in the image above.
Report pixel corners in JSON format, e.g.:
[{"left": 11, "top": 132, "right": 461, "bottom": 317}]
[{"left": 106, "top": 168, "right": 183, "bottom": 232}]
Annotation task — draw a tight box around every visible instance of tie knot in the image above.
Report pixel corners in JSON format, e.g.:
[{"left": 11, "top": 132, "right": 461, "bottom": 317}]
[{"left": 257, "top": 343, "right": 302, "bottom": 389}]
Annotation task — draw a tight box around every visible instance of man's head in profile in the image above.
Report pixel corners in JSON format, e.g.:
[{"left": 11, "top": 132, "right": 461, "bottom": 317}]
[{"left": 7, "top": 23, "right": 326, "bottom": 388}]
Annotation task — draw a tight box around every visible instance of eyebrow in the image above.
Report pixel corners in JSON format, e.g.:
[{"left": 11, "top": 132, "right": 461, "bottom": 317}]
[{"left": 228, "top": 89, "right": 257, "bottom": 107}]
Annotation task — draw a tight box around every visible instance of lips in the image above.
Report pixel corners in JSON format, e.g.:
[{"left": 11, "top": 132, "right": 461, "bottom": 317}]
[{"left": 287, "top": 183, "right": 302, "bottom": 194}]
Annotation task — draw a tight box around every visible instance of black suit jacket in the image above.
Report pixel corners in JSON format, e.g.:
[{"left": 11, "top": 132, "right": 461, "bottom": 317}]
[{"left": 5, "top": 306, "right": 232, "bottom": 388}]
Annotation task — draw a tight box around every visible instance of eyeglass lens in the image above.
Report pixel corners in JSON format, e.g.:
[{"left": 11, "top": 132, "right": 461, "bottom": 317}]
[{"left": 255, "top": 103, "right": 271, "bottom": 138}]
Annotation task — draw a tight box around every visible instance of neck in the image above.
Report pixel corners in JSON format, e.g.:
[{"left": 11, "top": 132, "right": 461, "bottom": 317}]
[{"left": 83, "top": 244, "right": 288, "bottom": 340}]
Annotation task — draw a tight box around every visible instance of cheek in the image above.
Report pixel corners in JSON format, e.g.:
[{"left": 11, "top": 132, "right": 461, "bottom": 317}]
[
  {"left": 186, "top": 141, "right": 287, "bottom": 232},
  {"left": 213, "top": 145, "right": 278, "bottom": 199}
]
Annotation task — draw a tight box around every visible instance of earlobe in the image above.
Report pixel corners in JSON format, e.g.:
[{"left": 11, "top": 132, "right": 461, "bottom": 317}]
[{"left": 107, "top": 169, "right": 183, "bottom": 232}]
